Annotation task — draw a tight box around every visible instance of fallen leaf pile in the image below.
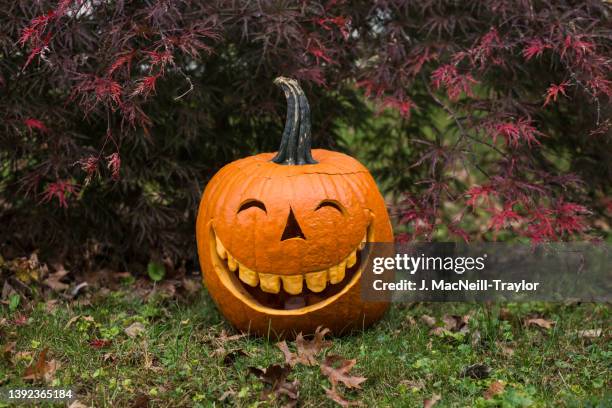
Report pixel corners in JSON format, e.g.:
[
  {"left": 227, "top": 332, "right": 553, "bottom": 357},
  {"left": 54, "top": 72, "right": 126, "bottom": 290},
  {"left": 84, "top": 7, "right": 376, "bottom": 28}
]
[{"left": 246, "top": 326, "right": 367, "bottom": 407}]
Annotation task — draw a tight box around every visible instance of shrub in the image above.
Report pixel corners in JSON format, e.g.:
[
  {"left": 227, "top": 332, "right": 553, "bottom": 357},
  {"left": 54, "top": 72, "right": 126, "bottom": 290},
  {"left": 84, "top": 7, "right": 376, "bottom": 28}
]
[{"left": 1, "top": 1, "right": 610, "bottom": 270}]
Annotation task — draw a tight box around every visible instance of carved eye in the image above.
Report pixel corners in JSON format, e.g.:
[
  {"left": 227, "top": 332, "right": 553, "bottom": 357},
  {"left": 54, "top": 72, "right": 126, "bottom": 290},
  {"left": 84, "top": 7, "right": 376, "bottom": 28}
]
[
  {"left": 315, "top": 200, "right": 344, "bottom": 214},
  {"left": 238, "top": 200, "right": 267, "bottom": 214}
]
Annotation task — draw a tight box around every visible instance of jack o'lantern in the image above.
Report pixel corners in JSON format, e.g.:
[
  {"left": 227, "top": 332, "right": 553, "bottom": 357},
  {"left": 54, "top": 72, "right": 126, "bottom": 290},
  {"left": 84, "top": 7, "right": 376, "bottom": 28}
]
[{"left": 196, "top": 77, "right": 393, "bottom": 338}]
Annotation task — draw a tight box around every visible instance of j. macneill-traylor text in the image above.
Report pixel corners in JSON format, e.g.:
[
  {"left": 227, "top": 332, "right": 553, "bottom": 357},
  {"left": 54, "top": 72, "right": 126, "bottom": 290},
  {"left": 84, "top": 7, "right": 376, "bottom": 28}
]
[{"left": 372, "top": 279, "right": 540, "bottom": 292}]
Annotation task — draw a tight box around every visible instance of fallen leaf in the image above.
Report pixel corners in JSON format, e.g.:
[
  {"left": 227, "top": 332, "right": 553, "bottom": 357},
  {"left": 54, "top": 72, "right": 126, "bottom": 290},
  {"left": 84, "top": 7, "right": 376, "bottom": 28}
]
[
  {"left": 131, "top": 393, "right": 151, "bottom": 408},
  {"left": 499, "top": 307, "right": 513, "bottom": 321},
  {"left": 320, "top": 355, "right": 367, "bottom": 389},
  {"left": 125, "top": 322, "right": 146, "bottom": 338},
  {"left": 404, "top": 315, "right": 416, "bottom": 326},
  {"left": 45, "top": 299, "right": 59, "bottom": 313},
  {"left": 248, "top": 364, "right": 299, "bottom": 405},
  {"left": 471, "top": 330, "right": 482, "bottom": 347},
  {"left": 2, "top": 341, "right": 16, "bottom": 359},
  {"left": 218, "top": 389, "right": 236, "bottom": 401},
  {"left": 423, "top": 393, "right": 441, "bottom": 408},
  {"left": 43, "top": 265, "right": 70, "bottom": 291},
  {"left": 181, "top": 278, "right": 201, "bottom": 295},
  {"left": 525, "top": 317, "right": 555, "bottom": 330},
  {"left": 216, "top": 329, "right": 247, "bottom": 344},
  {"left": 483, "top": 380, "right": 505, "bottom": 399},
  {"left": 277, "top": 340, "right": 299, "bottom": 367},
  {"left": 277, "top": 326, "right": 332, "bottom": 367},
  {"left": 1, "top": 281, "right": 17, "bottom": 301},
  {"left": 461, "top": 363, "right": 491, "bottom": 379},
  {"left": 324, "top": 386, "right": 363, "bottom": 407},
  {"left": 442, "top": 314, "right": 470, "bottom": 333},
  {"left": 296, "top": 326, "right": 332, "bottom": 365},
  {"left": 575, "top": 329, "right": 602, "bottom": 339},
  {"left": 89, "top": 339, "right": 111, "bottom": 349},
  {"left": 420, "top": 315, "right": 436, "bottom": 328},
  {"left": 222, "top": 349, "right": 247, "bottom": 366},
  {"left": 13, "top": 314, "right": 28, "bottom": 326},
  {"left": 23, "top": 348, "right": 59, "bottom": 383},
  {"left": 429, "top": 327, "right": 451, "bottom": 337},
  {"left": 496, "top": 342, "right": 515, "bottom": 357}
]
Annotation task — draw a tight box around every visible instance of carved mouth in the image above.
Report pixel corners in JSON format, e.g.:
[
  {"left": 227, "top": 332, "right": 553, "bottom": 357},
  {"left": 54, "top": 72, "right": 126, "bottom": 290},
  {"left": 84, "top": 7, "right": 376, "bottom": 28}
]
[{"left": 209, "top": 225, "right": 371, "bottom": 312}]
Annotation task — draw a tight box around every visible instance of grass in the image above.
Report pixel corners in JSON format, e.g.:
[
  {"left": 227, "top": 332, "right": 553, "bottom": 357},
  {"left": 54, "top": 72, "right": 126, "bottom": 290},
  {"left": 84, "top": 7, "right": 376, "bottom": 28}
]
[{"left": 1, "top": 282, "right": 610, "bottom": 407}]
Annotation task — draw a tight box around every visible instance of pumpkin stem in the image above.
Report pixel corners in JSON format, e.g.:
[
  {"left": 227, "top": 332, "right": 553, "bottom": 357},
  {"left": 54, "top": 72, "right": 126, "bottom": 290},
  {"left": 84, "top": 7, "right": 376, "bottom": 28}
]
[{"left": 271, "top": 77, "right": 317, "bottom": 165}]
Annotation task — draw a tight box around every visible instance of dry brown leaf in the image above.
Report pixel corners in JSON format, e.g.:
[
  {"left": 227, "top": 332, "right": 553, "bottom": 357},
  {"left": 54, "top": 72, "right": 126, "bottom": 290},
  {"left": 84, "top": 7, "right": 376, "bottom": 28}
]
[
  {"left": 324, "top": 386, "right": 363, "bottom": 407},
  {"left": 576, "top": 329, "right": 602, "bottom": 339},
  {"left": 484, "top": 380, "right": 505, "bottom": 399},
  {"left": 216, "top": 329, "right": 247, "bottom": 344},
  {"left": 295, "top": 326, "right": 332, "bottom": 365},
  {"left": 277, "top": 340, "right": 299, "bottom": 367},
  {"left": 124, "top": 322, "right": 146, "bottom": 338},
  {"left": 320, "top": 355, "right": 367, "bottom": 390},
  {"left": 423, "top": 393, "right": 441, "bottom": 408},
  {"left": 525, "top": 317, "right": 555, "bottom": 329},
  {"left": 278, "top": 326, "right": 332, "bottom": 367},
  {"left": 181, "top": 277, "right": 201, "bottom": 295},
  {"left": 43, "top": 265, "right": 70, "bottom": 291},
  {"left": 64, "top": 315, "right": 81, "bottom": 330},
  {"left": 131, "top": 393, "right": 151, "bottom": 408},
  {"left": 44, "top": 299, "right": 59, "bottom": 313},
  {"left": 218, "top": 389, "right": 236, "bottom": 401},
  {"left": 248, "top": 364, "right": 299, "bottom": 405},
  {"left": 420, "top": 315, "right": 436, "bottom": 327},
  {"left": 2, "top": 341, "right": 16, "bottom": 360},
  {"left": 429, "top": 327, "right": 451, "bottom": 337},
  {"left": 222, "top": 349, "right": 248, "bottom": 366},
  {"left": 499, "top": 308, "right": 513, "bottom": 321},
  {"left": 461, "top": 363, "right": 491, "bottom": 379},
  {"left": 496, "top": 342, "right": 515, "bottom": 357},
  {"left": 442, "top": 314, "right": 470, "bottom": 333},
  {"left": 23, "top": 348, "right": 59, "bottom": 383}
]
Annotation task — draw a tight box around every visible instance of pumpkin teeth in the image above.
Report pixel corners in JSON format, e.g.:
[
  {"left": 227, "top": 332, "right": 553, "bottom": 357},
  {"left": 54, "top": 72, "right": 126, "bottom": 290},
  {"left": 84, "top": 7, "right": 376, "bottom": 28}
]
[
  {"left": 305, "top": 270, "right": 328, "bottom": 293},
  {"left": 238, "top": 263, "right": 259, "bottom": 287},
  {"left": 259, "top": 273, "right": 281, "bottom": 294},
  {"left": 346, "top": 249, "right": 357, "bottom": 268},
  {"left": 215, "top": 229, "right": 368, "bottom": 295},
  {"left": 328, "top": 260, "right": 346, "bottom": 284},
  {"left": 227, "top": 254, "right": 238, "bottom": 272},
  {"left": 215, "top": 235, "right": 227, "bottom": 259},
  {"left": 281, "top": 275, "right": 304, "bottom": 295}
]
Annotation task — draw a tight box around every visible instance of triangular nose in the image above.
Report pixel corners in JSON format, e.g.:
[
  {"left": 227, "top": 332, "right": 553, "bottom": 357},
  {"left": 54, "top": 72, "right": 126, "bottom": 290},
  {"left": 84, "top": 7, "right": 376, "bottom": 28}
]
[{"left": 281, "top": 208, "right": 306, "bottom": 241}]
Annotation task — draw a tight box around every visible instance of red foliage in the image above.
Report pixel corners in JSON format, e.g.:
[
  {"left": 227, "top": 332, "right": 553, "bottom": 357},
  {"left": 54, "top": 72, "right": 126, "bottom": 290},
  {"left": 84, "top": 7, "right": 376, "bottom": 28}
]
[
  {"left": 543, "top": 81, "right": 570, "bottom": 107},
  {"left": 430, "top": 64, "right": 478, "bottom": 101},
  {"left": 1, "top": 1, "right": 610, "bottom": 268},
  {"left": 41, "top": 180, "right": 78, "bottom": 208},
  {"left": 487, "top": 118, "right": 542, "bottom": 147},
  {"left": 24, "top": 118, "right": 49, "bottom": 133}
]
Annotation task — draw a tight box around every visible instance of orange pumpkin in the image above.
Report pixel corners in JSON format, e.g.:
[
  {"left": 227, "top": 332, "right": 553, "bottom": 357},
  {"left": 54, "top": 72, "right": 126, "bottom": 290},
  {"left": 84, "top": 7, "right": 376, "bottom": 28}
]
[{"left": 196, "top": 77, "right": 393, "bottom": 338}]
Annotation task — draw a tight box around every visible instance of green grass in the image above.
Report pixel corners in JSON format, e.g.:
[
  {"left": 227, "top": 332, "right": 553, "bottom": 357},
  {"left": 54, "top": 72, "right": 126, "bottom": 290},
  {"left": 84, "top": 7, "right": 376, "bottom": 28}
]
[{"left": 1, "top": 285, "right": 610, "bottom": 407}]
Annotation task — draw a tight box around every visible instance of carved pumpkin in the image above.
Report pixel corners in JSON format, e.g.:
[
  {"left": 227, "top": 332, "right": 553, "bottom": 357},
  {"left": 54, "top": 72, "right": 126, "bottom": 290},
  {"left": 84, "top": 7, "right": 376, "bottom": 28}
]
[{"left": 196, "top": 77, "right": 393, "bottom": 338}]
